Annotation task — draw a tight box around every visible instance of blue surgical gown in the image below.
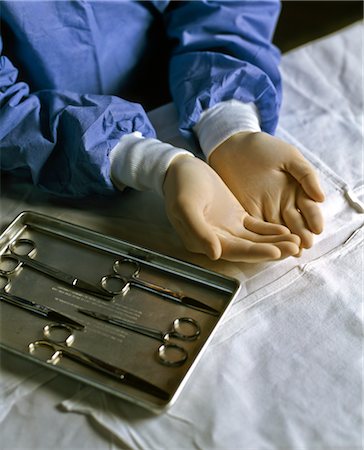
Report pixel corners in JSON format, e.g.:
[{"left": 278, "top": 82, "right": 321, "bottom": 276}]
[{"left": 0, "top": 1, "right": 282, "bottom": 197}]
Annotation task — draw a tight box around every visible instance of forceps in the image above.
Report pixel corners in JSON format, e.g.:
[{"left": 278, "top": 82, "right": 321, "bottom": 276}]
[
  {"left": 101, "top": 258, "right": 219, "bottom": 316},
  {"left": 28, "top": 323, "right": 170, "bottom": 401},
  {"left": 79, "top": 308, "right": 201, "bottom": 367},
  {"left": 0, "top": 238, "right": 112, "bottom": 301},
  {"left": 0, "top": 274, "right": 84, "bottom": 330}
]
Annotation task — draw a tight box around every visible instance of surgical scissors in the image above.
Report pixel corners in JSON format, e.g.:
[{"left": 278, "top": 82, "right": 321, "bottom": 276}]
[
  {"left": 0, "top": 273, "right": 84, "bottom": 330},
  {"left": 2, "top": 238, "right": 220, "bottom": 315},
  {"left": 79, "top": 308, "right": 201, "bottom": 367},
  {"left": 101, "top": 258, "right": 220, "bottom": 316},
  {"left": 0, "top": 238, "right": 113, "bottom": 301},
  {"left": 28, "top": 323, "right": 170, "bottom": 401}
]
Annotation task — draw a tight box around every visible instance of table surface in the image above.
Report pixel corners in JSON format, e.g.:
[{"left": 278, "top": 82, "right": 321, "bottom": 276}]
[{"left": 1, "top": 22, "right": 363, "bottom": 450}]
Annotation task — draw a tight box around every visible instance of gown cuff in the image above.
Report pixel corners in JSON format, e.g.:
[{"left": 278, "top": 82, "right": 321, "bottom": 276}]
[
  {"left": 109, "top": 132, "right": 193, "bottom": 196},
  {"left": 193, "top": 99, "right": 261, "bottom": 161}
]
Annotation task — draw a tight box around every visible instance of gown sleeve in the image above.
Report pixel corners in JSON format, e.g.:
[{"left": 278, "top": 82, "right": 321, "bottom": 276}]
[
  {"left": 163, "top": 0, "right": 282, "bottom": 136},
  {"left": 0, "top": 35, "right": 156, "bottom": 197}
]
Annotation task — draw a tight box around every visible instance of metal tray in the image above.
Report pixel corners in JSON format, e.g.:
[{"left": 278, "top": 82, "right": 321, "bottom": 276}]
[{"left": 0, "top": 211, "right": 239, "bottom": 412}]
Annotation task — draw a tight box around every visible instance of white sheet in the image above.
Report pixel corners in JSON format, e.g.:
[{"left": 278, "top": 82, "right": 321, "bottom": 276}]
[{"left": 1, "top": 22, "right": 363, "bottom": 450}]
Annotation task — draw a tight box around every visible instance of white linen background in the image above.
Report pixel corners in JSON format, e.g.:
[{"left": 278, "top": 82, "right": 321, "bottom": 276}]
[{"left": 0, "top": 23, "right": 363, "bottom": 449}]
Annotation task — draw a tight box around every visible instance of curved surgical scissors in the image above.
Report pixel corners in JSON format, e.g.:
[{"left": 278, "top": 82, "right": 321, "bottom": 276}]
[
  {"left": 0, "top": 238, "right": 112, "bottom": 301},
  {"left": 28, "top": 323, "right": 169, "bottom": 400},
  {"left": 101, "top": 258, "right": 219, "bottom": 316},
  {"left": 78, "top": 308, "right": 201, "bottom": 366}
]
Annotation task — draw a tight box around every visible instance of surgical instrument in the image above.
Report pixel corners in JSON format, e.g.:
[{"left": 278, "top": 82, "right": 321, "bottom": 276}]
[
  {"left": 28, "top": 323, "right": 170, "bottom": 401},
  {"left": 101, "top": 258, "right": 219, "bottom": 316},
  {"left": 79, "top": 308, "right": 201, "bottom": 366},
  {"left": 0, "top": 238, "right": 113, "bottom": 301}
]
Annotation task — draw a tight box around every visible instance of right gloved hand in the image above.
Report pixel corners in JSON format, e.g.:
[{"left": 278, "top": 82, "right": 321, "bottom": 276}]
[
  {"left": 163, "top": 155, "right": 301, "bottom": 262},
  {"left": 209, "top": 131, "right": 325, "bottom": 249}
]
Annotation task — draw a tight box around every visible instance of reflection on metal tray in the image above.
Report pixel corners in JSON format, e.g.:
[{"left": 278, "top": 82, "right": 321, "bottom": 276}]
[{"left": 0, "top": 211, "right": 239, "bottom": 412}]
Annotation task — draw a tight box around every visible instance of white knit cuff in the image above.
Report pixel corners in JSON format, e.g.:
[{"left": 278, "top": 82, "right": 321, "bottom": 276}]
[
  {"left": 109, "top": 132, "right": 193, "bottom": 196},
  {"left": 193, "top": 99, "right": 261, "bottom": 161}
]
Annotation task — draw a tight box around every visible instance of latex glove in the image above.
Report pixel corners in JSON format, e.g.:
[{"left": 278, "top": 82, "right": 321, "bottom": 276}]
[
  {"left": 209, "top": 132, "right": 325, "bottom": 249},
  {"left": 163, "top": 155, "right": 301, "bottom": 262}
]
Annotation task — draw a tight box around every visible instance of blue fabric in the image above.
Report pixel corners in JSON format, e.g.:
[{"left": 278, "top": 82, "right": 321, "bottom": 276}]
[
  {"left": 165, "top": 1, "right": 282, "bottom": 136},
  {"left": 0, "top": 0, "right": 282, "bottom": 197}
]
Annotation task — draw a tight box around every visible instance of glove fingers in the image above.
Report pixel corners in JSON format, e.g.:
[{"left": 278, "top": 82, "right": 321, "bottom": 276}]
[
  {"left": 174, "top": 208, "right": 222, "bottom": 260},
  {"left": 244, "top": 215, "right": 290, "bottom": 235},
  {"left": 273, "top": 241, "right": 301, "bottom": 259},
  {"left": 282, "top": 204, "right": 314, "bottom": 249},
  {"left": 284, "top": 157, "right": 325, "bottom": 202},
  {"left": 218, "top": 236, "right": 281, "bottom": 262},
  {"left": 242, "top": 216, "right": 301, "bottom": 252},
  {"left": 171, "top": 207, "right": 288, "bottom": 262},
  {"left": 262, "top": 197, "right": 284, "bottom": 226},
  {"left": 297, "top": 193, "right": 324, "bottom": 234}
]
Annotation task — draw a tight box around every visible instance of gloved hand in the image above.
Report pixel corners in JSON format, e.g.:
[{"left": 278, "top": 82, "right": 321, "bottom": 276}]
[
  {"left": 209, "top": 131, "right": 325, "bottom": 249},
  {"left": 163, "top": 155, "right": 301, "bottom": 262}
]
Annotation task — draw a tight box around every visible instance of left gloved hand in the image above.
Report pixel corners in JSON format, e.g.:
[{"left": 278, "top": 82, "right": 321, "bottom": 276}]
[
  {"left": 163, "top": 154, "right": 301, "bottom": 262},
  {"left": 209, "top": 131, "right": 325, "bottom": 249}
]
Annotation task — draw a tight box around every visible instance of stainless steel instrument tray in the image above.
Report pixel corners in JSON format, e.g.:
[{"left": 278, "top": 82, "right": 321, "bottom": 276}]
[{"left": 0, "top": 211, "right": 239, "bottom": 412}]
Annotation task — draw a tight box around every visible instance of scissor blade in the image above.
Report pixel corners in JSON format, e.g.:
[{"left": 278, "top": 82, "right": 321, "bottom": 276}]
[
  {"left": 13, "top": 253, "right": 112, "bottom": 301},
  {"left": 72, "top": 279, "right": 114, "bottom": 301},
  {"left": 123, "top": 372, "right": 170, "bottom": 401},
  {"left": 0, "top": 292, "right": 47, "bottom": 316},
  {"left": 180, "top": 296, "right": 220, "bottom": 316},
  {"left": 46, "top": 311, "right": 85, "bottom": 330},
  {"left": 0, "top": 292, "right": 84, "bottom": 330},
  {"left": 131, "top": 280, "right": 220, "bottom": 316},
  {"left": 78, "top": 308, "right": 163, "bottom": 341},
  {"left": 78, "top": 308, "right": 111, "bottom": 322}
]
